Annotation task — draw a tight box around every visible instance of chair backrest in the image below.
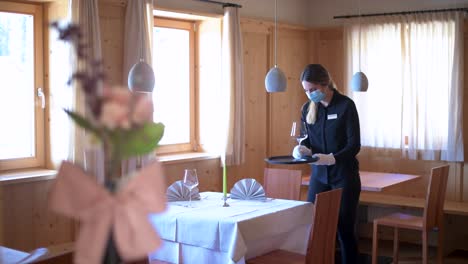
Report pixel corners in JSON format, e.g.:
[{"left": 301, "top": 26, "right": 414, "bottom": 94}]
[
  {"left": 423, "top": 165, "right": 449, "bottom": 230},
  {"left": 263, "top": 168, "right": 302, "bottom": 200},
  {"left": 305, "top": 188, "right": 342, "bottom": 264}
]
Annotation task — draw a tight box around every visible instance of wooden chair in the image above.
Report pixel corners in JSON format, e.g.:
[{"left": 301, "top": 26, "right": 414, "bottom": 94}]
[
  {"left": 263, "top": 168, "right": 302, "bottom": 200},
  {"left": 247, "top": 188, "right": 343, "bottom": 264},
  {"left": 372, "top": 165, "right": 450, "bottom": 264}
]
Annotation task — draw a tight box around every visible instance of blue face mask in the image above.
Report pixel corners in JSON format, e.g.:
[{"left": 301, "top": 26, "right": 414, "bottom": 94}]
[{"left": 307, "top": 90, "right": 325, "bottom": 103}]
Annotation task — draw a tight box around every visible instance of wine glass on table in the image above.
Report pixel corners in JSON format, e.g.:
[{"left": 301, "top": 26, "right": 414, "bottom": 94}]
[{"left": 183, "top": 169, "right": 199, "bottom": 208}]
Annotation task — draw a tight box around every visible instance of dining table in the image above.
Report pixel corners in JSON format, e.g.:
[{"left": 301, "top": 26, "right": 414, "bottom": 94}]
[
  {"left": 301, "top": 170, "right": 421, "bottom": 192},
  {"left": 148, "top": 192, "right": 313, "bottom": 264}
]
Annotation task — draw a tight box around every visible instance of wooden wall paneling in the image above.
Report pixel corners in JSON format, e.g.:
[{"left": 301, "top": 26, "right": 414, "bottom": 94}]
[
  {"left": 99, "top": 1, "right": 126, "bottom": 86},
  {"left": 163, "top": 159, "right": 221, "bottom": 192},
  {"left": 31, "top": 181, "right": 74, "bottom": 248},
  {"left": 2, "top": 183, "right": 33, "bottom": 250},
  {"left": 264, "top": 26, "right": 313, "bottom": 183},
  {"left": 226, "top": 29, "right": 269, "bottom": 188},
  {"left": 307, "top": 30, "right": 319, "bottom": 63},
  {"left": 240, "top": 18, "right": 270, "bottom": 35},
  {"left": 314, "top": 28, "right": 344, "bottom": 91},
  {"left": 269, "top": 28, "right": 310, "bottom": 158},
  {"left": 1, "top": 181, "right": 74, "bottom": 251},
  {"left": 448, "top": 163, "right": 462, "bottom": 201}
]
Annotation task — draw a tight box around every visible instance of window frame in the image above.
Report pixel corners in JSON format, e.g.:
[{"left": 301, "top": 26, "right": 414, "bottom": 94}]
[
  {"left": 153, "top": 17, "right": 197, "bottom": 154},
  {"left": 0, "top": 1, "right": 44, "bottom": 171}
]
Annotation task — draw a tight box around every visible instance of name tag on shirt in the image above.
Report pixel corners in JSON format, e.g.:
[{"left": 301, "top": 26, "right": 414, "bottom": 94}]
[{"left": 327, "top": 114, "right": 338, "bottom": 120}]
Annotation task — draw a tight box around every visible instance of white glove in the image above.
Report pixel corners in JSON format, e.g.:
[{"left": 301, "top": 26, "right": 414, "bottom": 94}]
[
  {"left": 311, "top": 153, "right": 336, "bottom": 166},
  {"left": 292, "top": 145, "right": 312, "bottom": 159}
]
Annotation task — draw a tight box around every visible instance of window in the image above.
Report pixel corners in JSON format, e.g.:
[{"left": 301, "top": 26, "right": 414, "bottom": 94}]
[
  {"left": 153, "top": 17, "right": 196, "bottom": 154},
  {"left": 345, "top": 12, "right": 463, "bottom": 161},
  {"left": 0, "top": 2, "right": 44, "bottom": 170}
]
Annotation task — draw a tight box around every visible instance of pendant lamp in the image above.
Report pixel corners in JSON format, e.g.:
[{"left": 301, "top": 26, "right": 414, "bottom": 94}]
[
  {"left": 128, "top": 59, "right": 155, "bottom": 93},
  {"left": 265, "top": 0, "right": 286, "bottom": 93},
  {"left": 351, "top": 0, "right": 368, "bottom": 92},
  {"left": 128, "top": 5, "right": 155, "bottom": 93}
]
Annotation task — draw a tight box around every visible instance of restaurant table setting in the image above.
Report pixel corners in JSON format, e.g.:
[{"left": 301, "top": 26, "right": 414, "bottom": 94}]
[{"left": 148, "top": 184, "right": 313, "bottom": 264}]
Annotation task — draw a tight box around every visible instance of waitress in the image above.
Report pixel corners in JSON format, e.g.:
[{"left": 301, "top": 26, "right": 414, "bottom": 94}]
[{"left": 293, "top": 64, "right": 361, "bottom": 264}]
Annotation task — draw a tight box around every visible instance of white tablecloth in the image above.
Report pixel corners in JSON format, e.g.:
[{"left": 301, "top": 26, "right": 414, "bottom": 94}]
[{"left": 148, "top": 192, "right": 313, "bottom": 264}]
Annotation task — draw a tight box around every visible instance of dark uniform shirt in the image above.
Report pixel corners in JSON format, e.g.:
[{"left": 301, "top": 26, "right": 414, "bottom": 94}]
[{"left": 301, "top": 89, "right": 361, "bottom": 184}]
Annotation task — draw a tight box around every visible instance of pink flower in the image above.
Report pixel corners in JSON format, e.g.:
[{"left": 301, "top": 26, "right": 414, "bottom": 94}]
[
  {"left": 103, "top": 86, "right": 132, "bottom": 105},
  {"left": 99, "top": 102, "right": 130, "bottom": 130},
  {"left": 98, "top": 87, "right": 154, "bottom": 129},
  {"left": 132, "top": 95, "right": 154, "bottom": 125}
]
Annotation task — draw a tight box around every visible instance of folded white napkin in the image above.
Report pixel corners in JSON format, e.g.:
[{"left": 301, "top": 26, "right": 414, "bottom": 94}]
[
  {"left": 166, "top": 180, "right": 201, "bottom": 202},
  {"left": 230, "top": 178, "right": 266, "bottom": 200}
]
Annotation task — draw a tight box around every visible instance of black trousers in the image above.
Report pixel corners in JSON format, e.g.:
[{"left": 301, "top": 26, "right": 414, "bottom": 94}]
[{"left": 307, "top": 174, "right": 361, "bottom": 264}]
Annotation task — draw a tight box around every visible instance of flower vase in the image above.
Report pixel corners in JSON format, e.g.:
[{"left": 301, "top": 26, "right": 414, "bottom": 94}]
[
  {"left": 102, "top": 232, "right": 121, "bottom": 264},
  {"left": 101, "top": 171, "right": 123, "bottom": 264},
  {"left": 84, "top": 148, "right": 123, "bottom": 263}
]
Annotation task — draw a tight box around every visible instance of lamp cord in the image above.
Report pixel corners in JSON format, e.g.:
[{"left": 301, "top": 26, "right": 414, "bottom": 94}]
[
  {"left": 139, "top": 5, "right": 144, "bottom": 62},
  {"left": 358, "top": 0, "right": 361, "bottom": 71},
  {"left": 274, "top": 0, "right": 278, "bottom": 67}
]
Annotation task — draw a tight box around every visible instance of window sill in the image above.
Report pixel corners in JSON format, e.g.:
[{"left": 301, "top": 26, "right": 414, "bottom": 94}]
[
  {"left": 0, "top": 152, "right": 219, "bottom": 185},
  {"left": 0, "top": 168, "right": 57, "bottom": 185},
  {"left": 158, "top": 152, "right": 220, "bottom": 164}
]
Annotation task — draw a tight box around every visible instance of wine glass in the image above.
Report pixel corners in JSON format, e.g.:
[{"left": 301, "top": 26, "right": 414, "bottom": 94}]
[
  {"left": 183, "top": 169, "right": 199, "bottom": 208},
  {"left": 291, "top": 121, "right": 308, "bottom": 146}
]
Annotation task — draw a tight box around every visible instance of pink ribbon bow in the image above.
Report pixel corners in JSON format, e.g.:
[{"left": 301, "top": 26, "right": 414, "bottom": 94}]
[{"left": 48, "top": 160, "right": 167, "bottom": 264}]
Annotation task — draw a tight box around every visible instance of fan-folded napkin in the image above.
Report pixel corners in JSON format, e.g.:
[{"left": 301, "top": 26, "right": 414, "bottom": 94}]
[
  {"left": 166, "top": 180, "right": 201, "bottom": 202},
  {"left": 230, "top": 178, "right": 266, "bottom": 200}
]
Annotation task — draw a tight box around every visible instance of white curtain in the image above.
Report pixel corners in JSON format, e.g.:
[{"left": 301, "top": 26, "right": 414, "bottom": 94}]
[
  {"left": 122, "top": 0, "right": 154, "bottom": 174},
  {"left": 345, "top": 11, "right": 464, "bottom": 162},
  {"left": 69, "top": 0, "right": 104, "bottom": 181},
  {"left": 49, "top": 18, "right": 72, "bottom": 168},
  {"left": 221, "top": 6, "right": 245, "bottom": 166}
]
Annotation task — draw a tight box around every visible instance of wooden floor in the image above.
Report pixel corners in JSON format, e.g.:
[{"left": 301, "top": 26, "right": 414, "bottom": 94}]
[
  {"left": 358, "top": 238, "right": 468, "bottom": 264},
  {"left": 45, "top": 239, "right": 468, "bottom": 264}
]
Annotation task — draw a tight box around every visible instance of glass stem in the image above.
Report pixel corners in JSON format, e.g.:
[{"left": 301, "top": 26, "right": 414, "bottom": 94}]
[{"left": 189, "top": 188, "right": 192, "bottom": 207}]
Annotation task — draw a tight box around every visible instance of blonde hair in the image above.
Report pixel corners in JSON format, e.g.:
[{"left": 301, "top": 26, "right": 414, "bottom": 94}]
[{"left": 306, "top": 102, "right": 317, "bottom": 124}]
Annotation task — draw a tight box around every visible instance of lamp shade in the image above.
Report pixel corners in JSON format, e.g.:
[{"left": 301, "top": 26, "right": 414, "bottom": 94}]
[
  {"left": 351, "top": 71, "right": 368, "bottom": 92},
  {"left": 265, "top": 66, "right": 287, "bottom": 92},
  {"left": 128, "top": 61, "right": 155, "bottom": 93}
]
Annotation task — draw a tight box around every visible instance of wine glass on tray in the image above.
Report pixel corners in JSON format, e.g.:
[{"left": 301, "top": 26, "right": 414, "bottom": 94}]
[{"left": 291, "top": 121, "right": 308, "bottom": 146}]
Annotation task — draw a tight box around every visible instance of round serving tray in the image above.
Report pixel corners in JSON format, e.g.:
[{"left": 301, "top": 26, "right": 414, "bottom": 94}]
[{"left": 264, "top": 155, "right": 318, "bottom": 165}]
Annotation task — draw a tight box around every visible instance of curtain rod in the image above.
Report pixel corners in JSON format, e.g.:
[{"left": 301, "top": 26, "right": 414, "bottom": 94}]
[
  {"left": 334, "top": 7, "right": 467, "bottom": 19},
  {"left": 193, "top": 0, "right": 242, "bottom": 8}
]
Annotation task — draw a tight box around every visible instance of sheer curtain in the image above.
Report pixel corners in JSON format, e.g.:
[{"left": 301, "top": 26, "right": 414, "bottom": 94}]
[
  {"left": 221, "top": 6, "right": 245, "bottom": 166},
  {"left": 50, "top": 1, "right": 97, "bottom": 168},
  {"left": 345, "top": 11, "right": 464, "bottom": 162},
  {"left": 68, "top": 0, "right": 104, "bottom": 181},
  {"left": 49, "top": 17, "right": 72, "bottom": 168}
]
